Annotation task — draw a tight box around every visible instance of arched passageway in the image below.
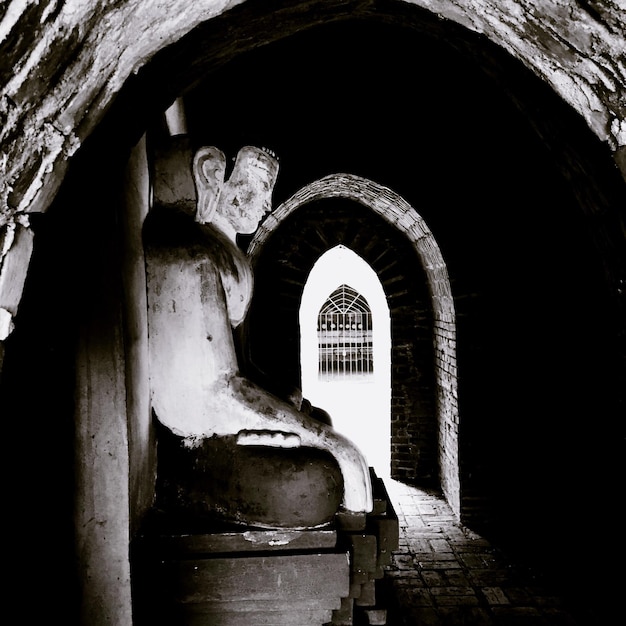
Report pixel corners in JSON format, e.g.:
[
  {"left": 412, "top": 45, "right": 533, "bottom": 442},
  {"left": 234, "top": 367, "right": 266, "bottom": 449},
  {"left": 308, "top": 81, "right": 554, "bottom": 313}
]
[
  {"left": 1, "top": 3, "right": 624, "bottom": 624},
  {"left": 248, "top": 174, "right": 459, "bottom": 511}
]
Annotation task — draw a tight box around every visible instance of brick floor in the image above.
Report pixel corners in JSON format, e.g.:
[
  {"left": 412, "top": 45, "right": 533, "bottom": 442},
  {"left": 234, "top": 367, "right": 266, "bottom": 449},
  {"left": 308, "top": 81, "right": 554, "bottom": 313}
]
[{"left": 380, "top": 479, "right": 599, "bottom": 626}]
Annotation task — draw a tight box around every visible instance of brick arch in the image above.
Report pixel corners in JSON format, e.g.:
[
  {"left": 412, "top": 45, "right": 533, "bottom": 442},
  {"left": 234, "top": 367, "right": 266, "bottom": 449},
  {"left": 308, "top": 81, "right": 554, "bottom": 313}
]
[
  {"left": 249, "top": 173, "right": 460, "bottom": 514},
  {"left": 2, "top": 0, "right": 623, "bottom": 219},
  {"left": 2, "top": 0, "right": 624, "bottom": 351}
]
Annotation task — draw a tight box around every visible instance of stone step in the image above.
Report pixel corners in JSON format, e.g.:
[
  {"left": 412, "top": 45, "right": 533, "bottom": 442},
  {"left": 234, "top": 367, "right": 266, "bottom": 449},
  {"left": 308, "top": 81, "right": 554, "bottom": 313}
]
[
  {"left": 168, "top": 607, "right": 334, "bottom": 625},
  {"left": 156, "top": 553, "right": 350, "bottom": 604}
]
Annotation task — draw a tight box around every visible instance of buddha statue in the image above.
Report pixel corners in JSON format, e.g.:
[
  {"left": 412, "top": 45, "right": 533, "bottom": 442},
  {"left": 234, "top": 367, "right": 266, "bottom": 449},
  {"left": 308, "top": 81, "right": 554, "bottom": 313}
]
[{"left": 143, "top": 145, "right": 372, "bottom": 529}]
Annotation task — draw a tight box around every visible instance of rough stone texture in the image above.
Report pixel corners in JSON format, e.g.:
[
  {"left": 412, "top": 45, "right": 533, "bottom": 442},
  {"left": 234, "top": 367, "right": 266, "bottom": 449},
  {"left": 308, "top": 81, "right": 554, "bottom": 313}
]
[
  {"left": 410, "top": 0, "right": 626, "bottom": 149},
  {"left": 1, "top": 0, "right": 625, "bottom": 346},
  {"left": 0, "top": 220, "right": 32, "bottom": 338},
  {"left": 0, "top": 0, "right": 244, "bottom": 214},
  {"left": 1, "top": 0, "right": 623, "bottom": 216}
]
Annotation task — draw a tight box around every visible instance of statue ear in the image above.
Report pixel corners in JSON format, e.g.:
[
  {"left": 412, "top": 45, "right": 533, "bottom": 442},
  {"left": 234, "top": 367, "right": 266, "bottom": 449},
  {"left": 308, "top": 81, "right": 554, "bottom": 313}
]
[{"left": 192, "top": 146, "right": 226, "bottom": 223}]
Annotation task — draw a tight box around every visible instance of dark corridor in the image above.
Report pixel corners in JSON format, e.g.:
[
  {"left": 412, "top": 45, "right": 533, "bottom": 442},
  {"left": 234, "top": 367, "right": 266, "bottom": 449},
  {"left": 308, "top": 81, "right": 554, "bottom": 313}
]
[
  {"left": 177, "top": 16, "right": 626, "bottom": 619},
  {"left": 0, "top": 9, "right": 624, "bottom": 626}
]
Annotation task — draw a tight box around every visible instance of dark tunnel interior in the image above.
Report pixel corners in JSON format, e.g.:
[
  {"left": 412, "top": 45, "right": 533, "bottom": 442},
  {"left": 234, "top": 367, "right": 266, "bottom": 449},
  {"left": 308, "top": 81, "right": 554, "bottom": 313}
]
[{"left": 1, "top": 13, "right": 624, "bottom": 620}]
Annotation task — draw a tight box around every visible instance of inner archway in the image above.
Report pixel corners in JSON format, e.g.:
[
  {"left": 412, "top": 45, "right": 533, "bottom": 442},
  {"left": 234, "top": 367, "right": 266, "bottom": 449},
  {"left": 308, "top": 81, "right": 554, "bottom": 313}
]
[
  {"left": 2, "top": 3, "right": 624, "bottom": 623},
  {"left": 300, "top": 245, "right": 392, "bottom": 476},
  {"left": 249, "top": 173, "right": 459, "bottom": 514}
]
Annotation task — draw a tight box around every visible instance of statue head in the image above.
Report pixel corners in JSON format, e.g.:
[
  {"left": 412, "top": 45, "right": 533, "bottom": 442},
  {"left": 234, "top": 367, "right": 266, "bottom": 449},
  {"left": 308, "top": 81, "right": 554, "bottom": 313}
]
[{"left": 193, "top": 146, "right": 279, "bottom": 237}]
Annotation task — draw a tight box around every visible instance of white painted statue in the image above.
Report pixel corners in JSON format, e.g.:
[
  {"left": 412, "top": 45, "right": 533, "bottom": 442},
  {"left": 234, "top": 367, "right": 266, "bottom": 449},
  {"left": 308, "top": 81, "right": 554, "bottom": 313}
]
[{"left": 144, "top": 145, "right": 373, "bottom": 517}]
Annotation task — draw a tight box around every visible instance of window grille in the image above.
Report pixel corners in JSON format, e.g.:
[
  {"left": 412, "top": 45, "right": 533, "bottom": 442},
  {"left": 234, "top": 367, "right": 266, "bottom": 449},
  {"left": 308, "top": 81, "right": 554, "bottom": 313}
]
[{"left": 317, "top": 284, "right": 373, "bottom": 380}]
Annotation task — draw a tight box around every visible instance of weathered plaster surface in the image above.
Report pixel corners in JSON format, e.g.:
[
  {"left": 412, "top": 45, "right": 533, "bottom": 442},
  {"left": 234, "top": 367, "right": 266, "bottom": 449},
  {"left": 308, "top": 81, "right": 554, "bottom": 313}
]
[
  {"left": 1, "top": 0, "right": 245, "bottom": 217},
  {"left": 406, "top": 0, "right": 626, "bottom": 148},
  {"left": 1, "top": 1, "right": 624, "bottom": 218},
  {"left": 0, "top": 4, "right": 622, "bottom": 622},
  {"left": 0, "top": 0, "right": 624, "bottom": 338}
]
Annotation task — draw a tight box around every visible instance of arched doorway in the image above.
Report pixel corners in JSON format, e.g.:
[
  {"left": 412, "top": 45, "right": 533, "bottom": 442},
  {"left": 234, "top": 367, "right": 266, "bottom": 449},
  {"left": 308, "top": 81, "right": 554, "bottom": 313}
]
[
  {"left": 3, "top": 4, "right": 624, "bottom": 623},
  {"left": 249, "top": 173, "right": 458, "bottom": 512},
  {"left": 300, "top": 245, "right": 391, "bottom": 476}
]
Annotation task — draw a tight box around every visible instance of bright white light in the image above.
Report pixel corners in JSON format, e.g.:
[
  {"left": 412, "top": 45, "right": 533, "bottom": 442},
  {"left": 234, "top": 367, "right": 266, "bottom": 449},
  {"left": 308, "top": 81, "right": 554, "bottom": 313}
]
[{"left": 300, "top": 245, "right": 391, "bottom": 476}]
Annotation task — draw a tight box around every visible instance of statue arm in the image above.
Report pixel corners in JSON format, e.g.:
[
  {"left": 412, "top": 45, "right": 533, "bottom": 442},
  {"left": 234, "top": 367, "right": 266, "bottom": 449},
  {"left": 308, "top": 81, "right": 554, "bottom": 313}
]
[{"left": 210, "top": 375, "right": 373, "bottom": 514}]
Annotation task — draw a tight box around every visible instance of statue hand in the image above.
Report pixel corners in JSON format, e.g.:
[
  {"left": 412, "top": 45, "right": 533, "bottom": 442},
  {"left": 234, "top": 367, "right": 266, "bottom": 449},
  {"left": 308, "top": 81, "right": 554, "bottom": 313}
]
[{"left": 237, "top": 429, "right": 302, "bottom": 448}]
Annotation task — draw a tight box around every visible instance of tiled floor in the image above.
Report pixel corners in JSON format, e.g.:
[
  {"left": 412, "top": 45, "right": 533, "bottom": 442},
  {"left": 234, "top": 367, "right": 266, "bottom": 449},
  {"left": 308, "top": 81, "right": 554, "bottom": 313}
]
[{"left": 380, "top": 479, "right": 600, "bottom": 626}]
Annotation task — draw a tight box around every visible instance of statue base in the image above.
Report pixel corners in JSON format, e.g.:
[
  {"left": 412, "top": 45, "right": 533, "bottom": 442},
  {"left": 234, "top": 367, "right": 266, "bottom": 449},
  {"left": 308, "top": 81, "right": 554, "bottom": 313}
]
[{"left": 132, "top": 469, "right": 398, "bottom": 626}]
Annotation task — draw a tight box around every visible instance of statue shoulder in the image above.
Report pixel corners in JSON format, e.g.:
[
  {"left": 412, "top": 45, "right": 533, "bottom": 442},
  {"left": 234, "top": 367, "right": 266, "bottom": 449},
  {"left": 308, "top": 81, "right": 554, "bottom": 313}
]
[{"left": 143, "top": 205, "right": 238, "bottom": 273}]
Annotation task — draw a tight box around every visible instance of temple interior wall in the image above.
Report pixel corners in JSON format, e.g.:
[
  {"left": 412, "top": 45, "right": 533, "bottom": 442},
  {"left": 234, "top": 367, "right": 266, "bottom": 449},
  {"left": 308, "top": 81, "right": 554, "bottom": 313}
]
[{"left": 0, "top": 2, "right": 624, "bottom": 624}]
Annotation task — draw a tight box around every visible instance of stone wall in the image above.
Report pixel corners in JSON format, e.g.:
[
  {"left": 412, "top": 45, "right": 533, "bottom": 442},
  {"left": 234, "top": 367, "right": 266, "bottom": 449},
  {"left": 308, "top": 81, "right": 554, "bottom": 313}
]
[
  {"left": 2, "top": 0, "right": 624, "bottom": 214},
  {"left": 1, "top": 1, "right": 625, "bottom": 351}
]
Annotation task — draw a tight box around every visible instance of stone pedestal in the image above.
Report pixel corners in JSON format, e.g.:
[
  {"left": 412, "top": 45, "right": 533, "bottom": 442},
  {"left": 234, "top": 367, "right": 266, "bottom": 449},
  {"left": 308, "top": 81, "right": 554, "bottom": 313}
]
[
  {"left": 333, "top": 471, "right": 399, "bottom": 626},
  {"left": 132, "top": 469, "right": 398, "bottom": 626}
]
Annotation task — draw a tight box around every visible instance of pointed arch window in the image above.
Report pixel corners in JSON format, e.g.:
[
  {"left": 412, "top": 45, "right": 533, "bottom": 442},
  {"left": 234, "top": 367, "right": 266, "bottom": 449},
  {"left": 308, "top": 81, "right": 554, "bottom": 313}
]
[{"left": 318, "top": 284, "right": 373, "bottom": 380}]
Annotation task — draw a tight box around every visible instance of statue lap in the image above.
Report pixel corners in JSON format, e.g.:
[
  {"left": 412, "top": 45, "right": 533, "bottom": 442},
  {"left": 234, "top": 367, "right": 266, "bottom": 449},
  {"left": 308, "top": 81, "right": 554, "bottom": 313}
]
[{"left": 155, "top": 422, "right": 344, "bottom": 529}]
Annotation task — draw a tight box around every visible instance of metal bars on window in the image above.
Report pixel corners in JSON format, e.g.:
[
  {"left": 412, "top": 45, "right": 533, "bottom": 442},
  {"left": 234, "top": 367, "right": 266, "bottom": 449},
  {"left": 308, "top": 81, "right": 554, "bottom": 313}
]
[{"left": 317, "top": 284, "right": 373, "bottom": 380}]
